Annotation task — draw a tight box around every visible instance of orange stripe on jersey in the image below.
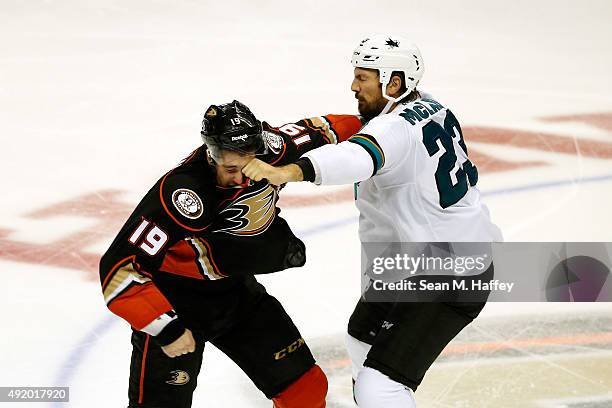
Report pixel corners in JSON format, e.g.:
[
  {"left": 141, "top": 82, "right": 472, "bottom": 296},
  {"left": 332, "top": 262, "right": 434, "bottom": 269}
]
[
  {"left": 268, "top": 142, "right": 287, "bottom": 166},
  {"left": 197, "top": 238, "right": 226, "bottom": 278},
  {"left": 188, "top": 238, "right": 225, "bottom": 280},
  {"left": 302, "top": 118, "right": 335, "bottom": 144},
  {"left": 180, "top": 148, "right": 200, "bottom": 165},
  {"left": 216, "top": 186, "right": 246, "bottom": 208},
  {"left": 159, "top": 239, "right": 204, "bottom": 280},
  {"left": 101, "top": 255, "right": 137, "bottom": 289},
  {"left": 324, "top": 114, "right": 362, "bottom": 142},
  {"left": 108, "top": 283, "right": 173, "bottom": 330},
  {"left": 103, "top": 262, "right": 152, "bottom": 305},
  {"left": 139, "top": 335, "right": 150, "bottom": 404}
]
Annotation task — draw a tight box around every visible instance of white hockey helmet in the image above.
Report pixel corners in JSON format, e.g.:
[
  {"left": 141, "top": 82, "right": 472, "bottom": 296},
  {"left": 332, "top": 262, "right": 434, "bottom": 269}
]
[{"left": 351, "top": 34, "right": 424, "bottom": 102}]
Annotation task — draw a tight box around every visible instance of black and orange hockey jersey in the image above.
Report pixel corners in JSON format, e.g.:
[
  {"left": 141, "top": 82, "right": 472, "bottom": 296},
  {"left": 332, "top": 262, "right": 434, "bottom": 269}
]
[{"left": 99, "top": 114, "right": 361, "bottom": 346}]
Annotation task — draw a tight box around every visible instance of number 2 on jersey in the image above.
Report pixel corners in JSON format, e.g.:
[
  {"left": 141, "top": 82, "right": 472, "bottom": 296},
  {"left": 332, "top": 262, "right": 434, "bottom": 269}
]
[{"left": 421, "top": 111, "right": 478, "bottom": 208}]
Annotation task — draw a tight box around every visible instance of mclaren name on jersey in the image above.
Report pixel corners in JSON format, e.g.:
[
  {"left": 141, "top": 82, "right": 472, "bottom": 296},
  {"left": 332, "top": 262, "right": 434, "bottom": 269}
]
[{"left": 399, "top": 98, "right": 445, "bottom": 125}]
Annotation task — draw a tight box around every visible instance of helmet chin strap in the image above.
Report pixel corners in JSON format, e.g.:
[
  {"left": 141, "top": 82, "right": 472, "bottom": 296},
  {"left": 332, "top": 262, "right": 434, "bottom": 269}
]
[
  {"left": 380, "top": 99, "right": 395, "bottom": 115},
  {"left": 380, "top": 82, "right": 413, "bottom": 116}
]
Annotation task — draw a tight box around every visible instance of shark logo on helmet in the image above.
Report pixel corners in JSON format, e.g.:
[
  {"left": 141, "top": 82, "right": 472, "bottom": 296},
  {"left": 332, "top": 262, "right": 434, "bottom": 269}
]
[{"left": 385, "top": 38, "right": 400, "bottom": 48}]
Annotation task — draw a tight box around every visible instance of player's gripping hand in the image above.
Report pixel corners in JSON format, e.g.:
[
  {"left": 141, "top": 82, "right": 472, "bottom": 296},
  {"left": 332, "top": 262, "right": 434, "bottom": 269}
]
[
  {"left": 242, "top": 158, "right": 303, "bottom": 186},
  {"left": 161, "top": 329, "right": 196, "bottom": 358}
]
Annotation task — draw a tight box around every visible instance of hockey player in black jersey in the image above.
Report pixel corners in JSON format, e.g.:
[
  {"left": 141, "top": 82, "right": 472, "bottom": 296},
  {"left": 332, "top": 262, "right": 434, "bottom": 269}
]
[{"left": 99, "top": 100, "right": 361, "bottom": 408}]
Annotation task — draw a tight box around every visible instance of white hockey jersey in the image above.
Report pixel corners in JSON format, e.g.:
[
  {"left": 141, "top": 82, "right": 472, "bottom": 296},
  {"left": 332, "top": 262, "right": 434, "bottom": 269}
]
[{"left": 302, "top": 93, "right": 503, "bottom": 243}]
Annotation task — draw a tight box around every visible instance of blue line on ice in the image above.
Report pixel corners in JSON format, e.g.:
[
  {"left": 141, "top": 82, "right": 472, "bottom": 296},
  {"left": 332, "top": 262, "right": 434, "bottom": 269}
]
[
  {"left": 49, "top": 315, "right": 117, "bottom": 408},
  {"left": 480, "top": 173, "right": 612, "bottom": 197}
]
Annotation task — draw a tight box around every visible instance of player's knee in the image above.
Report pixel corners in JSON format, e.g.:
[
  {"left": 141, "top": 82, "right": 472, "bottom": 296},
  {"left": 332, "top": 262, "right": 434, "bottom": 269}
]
[
  {"left": 272, "top": 364, "right": 328, "bottom": 408},
  {"left": 354, "top": 367, "right": 415, "bottom": 408}
]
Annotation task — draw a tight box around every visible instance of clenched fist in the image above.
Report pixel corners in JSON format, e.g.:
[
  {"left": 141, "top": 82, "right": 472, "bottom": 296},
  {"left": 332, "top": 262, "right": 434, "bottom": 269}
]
[
  {"left": 161, "top": 329, "right": 196, "bottom": 358},
  {"left": 242, "top": 159, "right": 303, "bottom": 186}
]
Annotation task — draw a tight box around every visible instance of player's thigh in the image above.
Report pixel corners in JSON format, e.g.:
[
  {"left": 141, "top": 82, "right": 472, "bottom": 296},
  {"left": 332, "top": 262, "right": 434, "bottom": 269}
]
[
  {"left": 364, "top": 301, "right": 482, "bottom": 391},
  {"left": 211, "top": 293, "right": 316, "bottom": 399},
  {"left": 128, "top": 329, "right": 205, "bottom": 408}
]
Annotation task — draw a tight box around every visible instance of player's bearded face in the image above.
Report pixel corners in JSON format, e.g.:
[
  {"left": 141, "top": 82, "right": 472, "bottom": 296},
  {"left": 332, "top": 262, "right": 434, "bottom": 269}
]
[
  {"left": 352, "top": 68, "right": 388, "bottom": 121},
  {"left": 210, "top": 150, "right": 256, "bottom": 187}
]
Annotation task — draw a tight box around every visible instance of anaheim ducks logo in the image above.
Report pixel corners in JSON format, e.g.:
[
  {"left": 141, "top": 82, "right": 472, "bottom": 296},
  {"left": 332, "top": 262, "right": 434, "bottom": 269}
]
[
  {"left": 166, "top": 370, "right": 190, "bottom": 386},
  {"left": 217, "top": 184, "right": 277, "bottom": 236}
]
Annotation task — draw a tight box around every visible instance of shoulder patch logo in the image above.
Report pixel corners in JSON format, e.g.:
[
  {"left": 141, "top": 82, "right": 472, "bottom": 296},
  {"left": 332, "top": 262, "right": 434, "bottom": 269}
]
[
  {"left": 166, "top": 370, "right": 190, "bottom": 386},
  {"left": 172, "top": 189, "right": 204, "bottom": 219},
  {"left": 263, "top": 131, "right": 284, "bottom": 154}
]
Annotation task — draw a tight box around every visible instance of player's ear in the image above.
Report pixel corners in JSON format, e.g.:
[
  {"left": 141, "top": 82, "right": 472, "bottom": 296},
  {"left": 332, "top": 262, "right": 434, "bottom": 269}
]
[{"left": 386, "top": 74, "right": 403, "bottom": 98}]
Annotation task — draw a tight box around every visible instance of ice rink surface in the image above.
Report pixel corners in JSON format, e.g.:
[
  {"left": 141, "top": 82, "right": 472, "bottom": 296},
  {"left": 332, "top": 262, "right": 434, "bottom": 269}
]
[{"left": 1, "top": 0, "right": 611, "bottom": 407}]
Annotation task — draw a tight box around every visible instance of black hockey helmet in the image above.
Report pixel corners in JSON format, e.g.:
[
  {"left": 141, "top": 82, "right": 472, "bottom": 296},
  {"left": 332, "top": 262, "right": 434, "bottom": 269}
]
[{"left": 200, "top": 100, "right": 265, "bottom": 161}]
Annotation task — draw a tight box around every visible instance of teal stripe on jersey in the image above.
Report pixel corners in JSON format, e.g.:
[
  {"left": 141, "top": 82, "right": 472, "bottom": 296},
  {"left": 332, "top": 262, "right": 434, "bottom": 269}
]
[{"left": 348, "top": 134, "right": 385, "bottom": 176}]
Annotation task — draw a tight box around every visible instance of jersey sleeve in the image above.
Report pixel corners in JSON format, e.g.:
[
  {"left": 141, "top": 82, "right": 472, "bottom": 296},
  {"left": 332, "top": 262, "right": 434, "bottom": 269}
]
[
  {"left": 302, "top": 116, "right": 412, "bottom": 185},
  {"left": 99, "top": 170, "right": 214, "bottom": 346},
  {"left": 261, "top": 114, "right": 362, "bottom": 166}
]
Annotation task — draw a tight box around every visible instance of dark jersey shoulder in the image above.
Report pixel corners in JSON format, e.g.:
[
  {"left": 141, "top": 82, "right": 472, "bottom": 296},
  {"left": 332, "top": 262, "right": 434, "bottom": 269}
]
[
  {"left": 100, "top": 147, "right": 216, "bottom": 273},
  {"left": 159, "top": 147, "right": 216, "bottom": 232}
]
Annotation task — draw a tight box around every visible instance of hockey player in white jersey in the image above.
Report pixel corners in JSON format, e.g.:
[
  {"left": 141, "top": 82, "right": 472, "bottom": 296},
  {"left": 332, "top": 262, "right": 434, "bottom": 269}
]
[{"left": 243, "top": 34, "right": 502, "bottom": 407}]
